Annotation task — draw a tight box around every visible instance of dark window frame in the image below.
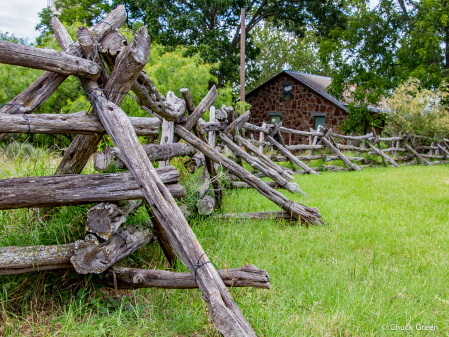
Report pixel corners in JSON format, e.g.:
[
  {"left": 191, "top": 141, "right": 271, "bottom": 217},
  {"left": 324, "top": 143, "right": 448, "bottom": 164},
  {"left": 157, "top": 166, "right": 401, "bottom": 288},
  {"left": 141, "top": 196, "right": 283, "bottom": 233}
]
[{"left": 282, "top": 81, "right": 293, "bottom": 101}]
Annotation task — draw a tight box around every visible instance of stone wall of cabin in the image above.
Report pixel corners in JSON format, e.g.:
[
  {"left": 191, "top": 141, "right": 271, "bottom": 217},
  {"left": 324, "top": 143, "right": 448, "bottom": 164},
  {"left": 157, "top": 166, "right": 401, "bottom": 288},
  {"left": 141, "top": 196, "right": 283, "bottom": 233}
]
[{"left": 246, "top": 75, "right": 349, "bottom": 145}]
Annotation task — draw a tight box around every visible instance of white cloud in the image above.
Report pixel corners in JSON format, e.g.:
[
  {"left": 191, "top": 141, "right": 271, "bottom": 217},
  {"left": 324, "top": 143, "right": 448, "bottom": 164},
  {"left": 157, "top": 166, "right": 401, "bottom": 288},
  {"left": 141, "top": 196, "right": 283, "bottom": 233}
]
[{"left": 0, "top": 0, "right": 48, "bottom": 42}]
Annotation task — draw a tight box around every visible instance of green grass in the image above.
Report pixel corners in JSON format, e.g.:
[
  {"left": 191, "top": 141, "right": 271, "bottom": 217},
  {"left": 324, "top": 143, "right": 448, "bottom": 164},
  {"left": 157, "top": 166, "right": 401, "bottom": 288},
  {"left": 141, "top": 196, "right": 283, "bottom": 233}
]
[{"left": 1, "top": 148, "right": 449, "bottom": 336}]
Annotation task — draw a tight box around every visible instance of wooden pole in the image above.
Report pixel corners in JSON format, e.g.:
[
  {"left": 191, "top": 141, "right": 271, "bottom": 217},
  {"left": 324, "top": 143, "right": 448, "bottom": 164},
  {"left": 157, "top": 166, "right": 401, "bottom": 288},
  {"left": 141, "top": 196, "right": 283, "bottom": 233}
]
[{"left": 240, "top": 8, "right": 246, "bottom": 105}]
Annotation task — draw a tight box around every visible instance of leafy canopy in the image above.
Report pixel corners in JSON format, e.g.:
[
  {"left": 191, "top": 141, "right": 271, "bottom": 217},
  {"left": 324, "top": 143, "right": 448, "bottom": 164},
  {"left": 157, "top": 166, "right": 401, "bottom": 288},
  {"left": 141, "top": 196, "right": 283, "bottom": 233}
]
[{"left": 38, "top": 0, "right": 347, "bottom": 88}]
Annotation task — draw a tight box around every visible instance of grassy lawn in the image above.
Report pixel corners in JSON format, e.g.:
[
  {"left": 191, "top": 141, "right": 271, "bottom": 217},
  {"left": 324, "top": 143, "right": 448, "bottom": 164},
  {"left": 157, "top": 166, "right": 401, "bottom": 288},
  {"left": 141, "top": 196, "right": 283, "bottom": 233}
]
[{"left": 1, "top": 151, "right": 448, "bottom": 336}]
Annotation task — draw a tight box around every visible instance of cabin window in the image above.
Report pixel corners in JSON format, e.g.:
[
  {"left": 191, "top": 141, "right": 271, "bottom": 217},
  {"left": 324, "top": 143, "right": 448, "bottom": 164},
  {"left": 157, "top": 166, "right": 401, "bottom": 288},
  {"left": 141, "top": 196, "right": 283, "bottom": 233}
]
[
  {"left": 314, "top": 116, "right": 325, "bottom": 130},
  {"left": 283, "top": 84, "right": 292, "bottom": 101},
  {"left": 268, "top": 112, "right": 282, "bottom": 125}
]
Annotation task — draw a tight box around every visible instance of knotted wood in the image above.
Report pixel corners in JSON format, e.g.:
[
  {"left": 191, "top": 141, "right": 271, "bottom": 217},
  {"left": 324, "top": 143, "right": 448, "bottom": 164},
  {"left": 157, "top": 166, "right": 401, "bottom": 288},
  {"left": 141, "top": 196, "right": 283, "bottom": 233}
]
[
  {"left": 0, "top": 112, "right": 160, "bottom": 136},
  {"left": 0, "top": 41, "right": 101, "bottom": 79},
  {"left": 103, "top": 264, "right": 271, "bottom": 289},
  {"left": 71, "top": 225, "right": 151, "bottom": 274},
  {"left": 94, "top": 143, "right": 195, "bottom": 172},
  {"left": 0, "top": 166, "right": 183, "bottom": 210}
]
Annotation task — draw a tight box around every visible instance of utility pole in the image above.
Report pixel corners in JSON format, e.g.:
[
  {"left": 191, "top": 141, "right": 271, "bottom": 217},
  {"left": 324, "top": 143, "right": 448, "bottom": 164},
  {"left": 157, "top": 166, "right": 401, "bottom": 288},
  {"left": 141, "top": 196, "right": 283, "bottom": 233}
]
[{"left": 240, "top": 8, "right": 246, "bottom": 105}]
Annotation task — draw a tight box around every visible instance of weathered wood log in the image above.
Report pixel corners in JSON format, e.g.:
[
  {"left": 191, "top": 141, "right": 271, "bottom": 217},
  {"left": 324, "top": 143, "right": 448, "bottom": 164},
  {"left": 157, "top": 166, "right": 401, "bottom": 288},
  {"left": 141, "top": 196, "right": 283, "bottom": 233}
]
[
  {"left": 0, "top": 40, "right": 101, "bottom": 79},
  {"left": 337, "top": 144, "right": 370, "bottom": 152},
  {"left": 175, "top": 125, "right": 323, "bottom": 225},
  {"left": 382, "top": 147, "right": 406, "bottom": 153},
  {"left": 94, "top": 143, "right": 196, "bottom": 172},
  {"left": 215, "top": 104, "right": 229, "bottom": 121},
  {"left": 404, "top": 143, "right": 433, "bottom": 166},
  {"left": 223, "top": 111, "right": 250, "bottom": 135},
  {"left": 400, "top": 159, "right": 418, "bottom": 166},
  {"left": 71, "top": 225, "right": 151, "bottom": 274},
  {"left": 183, "top": 86, "right": 218, "bottom": 132},
  {"left": 330, "top": 132, "right": 373, "bottom": 141},
  {"left": 243, "top": 122, "right": 272, "bottom": 134},
  {"left": 180, "top": 87, "right": 222, "bottom": 209},
  {"left": 0, "top": 166, "right": 183, "bottom": 210},
  {"left": 158, "top": 119, "right": 174, "bottom": 168},
  {"left": 237, "top": 136, "right": 295, "bottom": 181},
  {"left": 54, "top": 22, "right": 150, "bottom": 176},
  {"left": 0, "top": 243, "right": 74, "bottom": 275},
  {"left": 279, "top": 127, "right": 323, "bottom": 137},
  {"left": 276, "top": 124, "right": 299, "bottom": 172},
  {"left": 268, "top": 122, "right": 283, "bottom": 137},
  {"left": 324, "top": 155, "right": 370, "bottom": 163},
  {"left": 104, "top": 264, "right": 271, "bottom": 289},
  {"left": 258, "top": 122, "right": 267, "bottom": 153},
  {"left": 133, "top": 75, "right": 186, "bottom": 123},
  {"left": 267, "top": 135, "right": 320, "bottom": 175},
  {"left": 84, "top": 65, "right": 255, "bottom": 336},
  {"left": 76, "top": 26, "right": 109, "bottom": 85},
  {"left": 231, "top": 181, "right": 286, "bottom": 189},
  {"left": 98, "top": 29, "right": 127, "bottom": 69},
  {"left": 288, "top": 144, "right": 324, "bottom": 151},
  {"left": 319, "top": 165, "right": 352, "bottom": 172},
  {"left": 200, "top": 121, "right": 228, "bottom": 132},
  {"left": 0, "top": 112, "right": 160, "bottom": 136},
  {"left": 320, "top": 137, "right": 362, "bottom": 171},
  {"left": 366, "top": 142, "right": 399, "bottom": 168},
  {"left": 420, "top": 154, "right": 444, "bottom": 159},
  {"left": 196, "top": 171, "right": 215, "bottom": 216},
  {"left": 437, "top": 143, "right": 449, "bottom": 157},
  {"left": 0, "top": 6, "right": 126, "bottom": 116},
  {"left": 213, "top": 211, "right": 293, "bottom": 221},
  {"left": 197, "top": 195, "right": 216, "bottom": 215},
  {"left": 208, "top": 106, "right": 216, "bottom": 147},
  {"left": 220, "top": 133, "right": 305, "bottom": 195},
  {"left": 86, "top": 200, "right": 142, "bottom": 240}
]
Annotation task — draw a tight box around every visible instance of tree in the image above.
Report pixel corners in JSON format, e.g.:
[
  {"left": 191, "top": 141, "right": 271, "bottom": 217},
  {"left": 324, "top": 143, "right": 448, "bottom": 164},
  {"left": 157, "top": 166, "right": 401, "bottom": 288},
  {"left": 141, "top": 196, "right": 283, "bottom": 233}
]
[
  {"left": 248, "top": 22, "right": 328, "bottom": 90},
  {"left": 38, "top": 0, "right": 347, "bottom": 88},
  {"left": 319, "top": 0, "right": 449, "bottom": 133},
  {"left": 384, "top": 78, "right": 449, "bottom": 138}
]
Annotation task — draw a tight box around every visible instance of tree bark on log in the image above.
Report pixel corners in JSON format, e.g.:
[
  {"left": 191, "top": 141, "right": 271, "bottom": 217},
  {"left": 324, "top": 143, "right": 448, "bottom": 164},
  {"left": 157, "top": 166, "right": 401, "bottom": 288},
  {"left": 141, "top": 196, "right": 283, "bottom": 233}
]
[
  {"left": 158, "top": 119, "right": 174, "bottom": 167},
  {"left": 175, "top": 125, "right": 323, "bottom": 225},
  {"left": 0, "top": 166, "right": 183, "bottom": 210},
  {"left": 267, "top": 135, "right": 320, "bottom": 175},
  {"left": 0, "top": 243, "right": 74, "bottom": 275},
  {"left": 220, "top": 133, "right": 305, "bottom": 195},
  {"left": 103, "top": 264, "right": 271, "bottom": 289},
  {"left": 0, "top": 112, "right": 160, "bottom": 136},
  {"left": 404, "top": 143, "right": 433, "bottom": 166},
  {"left": 94, "top": 143, "right": 195, "bottom": 172},
  {"left": 180, "top": 87, "right": 222, "bottom": 209},
  {"left": 0, "top": 6, "right": 126, "bottom": 116},
  {"left": 0, "top": 41, "right": 101, "bottom": 79},
  {"left": 86, "top": 200, "right": 143, "bottom": 240},
  {"left": 71, "top": 225, "right": 151, "bottom": 274},
  {"left": 76, "top": 54, "right": 256, "bottom": 337},
  {"left": 223, "top": 111, "right": 250, "bottom": 135},
  {"left": 320, "top": 137, "right": 362, "bottom": 171},
  {"left": 366, "top": 142, "right": 399, "bottom": 168},
  {"left": 231, "top": 181, "right": 287, "bottom": 189},
  {"left": 54, "top": 21, "right": 150, "bottom": 176},
  {"left": 237, "top": 136, "right": 294, "bottom": 181}
]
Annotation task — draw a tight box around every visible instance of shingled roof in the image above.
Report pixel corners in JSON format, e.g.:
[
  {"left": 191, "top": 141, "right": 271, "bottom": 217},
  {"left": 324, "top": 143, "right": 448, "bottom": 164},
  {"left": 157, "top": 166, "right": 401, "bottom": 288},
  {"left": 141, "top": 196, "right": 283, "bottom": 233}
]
[{"left": 245, "top": 70, "right": 348, "bottom": 111}]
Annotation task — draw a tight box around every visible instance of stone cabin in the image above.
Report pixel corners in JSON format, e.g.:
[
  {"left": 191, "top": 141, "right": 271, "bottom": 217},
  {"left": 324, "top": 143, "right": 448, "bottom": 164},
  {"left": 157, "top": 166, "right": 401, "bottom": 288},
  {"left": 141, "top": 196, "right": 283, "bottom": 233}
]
[{"left": 246, "top": 70, "right": 350, "bottom": 145}]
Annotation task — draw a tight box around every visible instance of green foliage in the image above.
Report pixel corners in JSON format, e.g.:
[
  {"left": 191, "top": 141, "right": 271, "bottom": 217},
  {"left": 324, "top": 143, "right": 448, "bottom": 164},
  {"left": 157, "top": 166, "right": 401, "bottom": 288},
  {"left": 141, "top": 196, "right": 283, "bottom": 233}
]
[
  {"left": 384, "top": 78, "right": 449, "bottom": 138},
  {"left": 340, "top": 103, "right": 385, "bottom": 134},
  {"left": 320, "top": 0, "right": 449, "bottom": 131},
  {"left": 249, "top": 22, "right": 328, "bottom": 90},
  {"left": 38, "top": 0, "right": 347, "bottom": 88},
  {"left": 234, "top": 101, "right": 252, "bottom": 116},
  {"left": 144, "top": 45, "right": 232, "bottom": 108}
]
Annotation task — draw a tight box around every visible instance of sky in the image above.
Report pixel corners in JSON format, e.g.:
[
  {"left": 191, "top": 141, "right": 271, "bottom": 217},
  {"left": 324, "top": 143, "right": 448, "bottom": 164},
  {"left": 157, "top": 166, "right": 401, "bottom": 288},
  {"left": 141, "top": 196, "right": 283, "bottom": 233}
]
[{"left": 0, "top": 0, "right": 48, "bottom": 42}]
